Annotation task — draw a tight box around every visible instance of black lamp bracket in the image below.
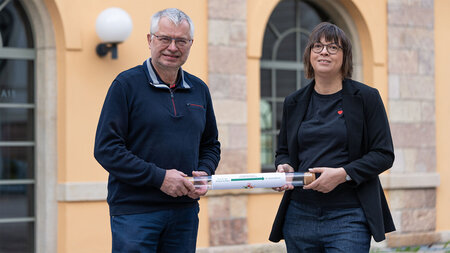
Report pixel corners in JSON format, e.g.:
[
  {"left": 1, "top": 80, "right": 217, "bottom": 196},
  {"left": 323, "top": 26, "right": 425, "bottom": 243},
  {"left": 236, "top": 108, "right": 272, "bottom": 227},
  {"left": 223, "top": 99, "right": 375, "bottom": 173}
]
[{"left": 96, "top": 43, "right": 119, "bottom": 59}]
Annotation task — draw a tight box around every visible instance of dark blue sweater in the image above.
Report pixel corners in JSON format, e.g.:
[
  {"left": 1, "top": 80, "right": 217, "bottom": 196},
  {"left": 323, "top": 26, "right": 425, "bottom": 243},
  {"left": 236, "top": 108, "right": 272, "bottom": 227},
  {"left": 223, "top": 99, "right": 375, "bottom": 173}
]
[{"left": 94, "top": 59, "right": 221, "bottom": 215}]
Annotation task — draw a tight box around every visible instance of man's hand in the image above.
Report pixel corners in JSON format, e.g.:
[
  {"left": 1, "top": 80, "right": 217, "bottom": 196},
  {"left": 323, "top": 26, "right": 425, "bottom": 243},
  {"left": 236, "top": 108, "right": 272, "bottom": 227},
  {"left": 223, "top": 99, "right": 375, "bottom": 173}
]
[
  {"left": 160, "top": 169, "right": 195, "bottom": 197},
  {"left": 187, "top": 171, "right": 209, "bottom": 199},
  {"left": 303, "top": 167, "right": 347, "bottom": 193},
  {"left": 272, "top": 164, "right": 295, "bottom": 192}
]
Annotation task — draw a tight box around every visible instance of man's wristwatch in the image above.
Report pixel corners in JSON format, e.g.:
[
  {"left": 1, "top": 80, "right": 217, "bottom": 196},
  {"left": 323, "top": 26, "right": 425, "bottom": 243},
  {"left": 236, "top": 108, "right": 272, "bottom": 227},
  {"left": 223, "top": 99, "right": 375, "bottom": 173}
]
[{"left": 345, "top": 174, "right": 352, "bottom": 181}]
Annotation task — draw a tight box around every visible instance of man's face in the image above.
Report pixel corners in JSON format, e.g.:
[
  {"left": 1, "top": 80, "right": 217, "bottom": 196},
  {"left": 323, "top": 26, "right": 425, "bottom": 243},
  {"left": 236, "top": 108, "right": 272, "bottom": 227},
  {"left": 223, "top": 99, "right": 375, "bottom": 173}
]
[{"left": 148, "top": 17, "right": 193, "bottom": 72}]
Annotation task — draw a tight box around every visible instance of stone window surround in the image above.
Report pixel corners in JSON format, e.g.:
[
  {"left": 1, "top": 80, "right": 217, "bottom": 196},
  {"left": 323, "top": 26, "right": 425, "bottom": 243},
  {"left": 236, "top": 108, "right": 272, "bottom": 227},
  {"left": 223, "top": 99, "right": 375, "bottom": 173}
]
[{"left": 19, "top": 0, "right": 58, "bottom": 253}]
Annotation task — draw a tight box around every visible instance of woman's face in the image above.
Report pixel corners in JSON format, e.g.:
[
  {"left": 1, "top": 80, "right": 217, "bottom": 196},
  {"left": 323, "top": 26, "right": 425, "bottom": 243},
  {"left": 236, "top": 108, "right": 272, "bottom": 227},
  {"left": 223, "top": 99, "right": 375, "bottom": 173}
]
[{"left": 309, "top": 37, "right": 343, "bottom": 79}]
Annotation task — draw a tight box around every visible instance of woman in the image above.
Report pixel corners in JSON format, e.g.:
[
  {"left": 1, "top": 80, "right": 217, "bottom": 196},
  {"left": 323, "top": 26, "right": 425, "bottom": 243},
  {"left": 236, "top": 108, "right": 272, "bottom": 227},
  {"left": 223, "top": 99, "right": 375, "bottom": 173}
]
[{"left": 269, "top": 22, "right": 395, "bottom": 252}]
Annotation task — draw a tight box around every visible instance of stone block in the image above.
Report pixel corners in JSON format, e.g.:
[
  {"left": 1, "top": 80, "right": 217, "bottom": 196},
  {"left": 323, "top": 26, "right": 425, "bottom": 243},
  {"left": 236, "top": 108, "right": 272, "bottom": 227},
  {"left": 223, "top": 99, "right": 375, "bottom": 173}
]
[
  {"left": 391, "top": 210, "right": 402, "bottom": 232},
  {"left": 420, "top": 101, "right": 435, "bottom": 123},
  {"left": 390, "top": 148, "right": 405, "bottom": 173},
  {"left": 388, "top": 50, "right": 418, "bottom": 75},
  {"left": 401, "top": 208, "right": 436, "bottom": 232},
  {"left": 208, "top": 0, "right": 247, "bottom": 21},
  {"left": 228, "top": 124, "right": 248, "bottom": 149},
  {"left": 388, "top": 27, "right": 434, "bottom": 50},
  {"left": 209, "top": 74, "right": 247, "bottom": 100},
  {"left": 386, "top": 231, "right": 440, "bottom": 248},
  {"left": 390, "top": 122, "right": 435, "bottom": 148},
  {"left": 209, "top": 218, "right": 247, "bottom": 246},
  {"left": 197, "top": 242, "right": 286, "bottom": 253},
  {"left": 389, "top": 100, "right": 422, "bottom": 123},
  {"left": 416, "top": 147, "right": 436, "bottom": 172},
  {"left": 418, "top": 50, "right": 435, "bottom": 75},
  {"left": 229, "top": 195, "right": 247, "bottom": 218},
  {"left": 389, "top": 189, "right": 436, "bottom": 209},
  {"left": 387, "top": 0, "right": 434, "bottom": 28},
  {"left": 209, "top": 46, "right": 247, "bottom": 75},
  {"left": 230, "top": 21, "right": 247, "bottom": 47},
  {"left": 399, "top": 75, "right": 434, "bottom": 100},
  {"left": 229, "top": 74, "right": 247, "bottom": 100},
  {"left": 209, "top": 20, "right": 231, "bottom": 46},
  {"left": 389, "top": 74, "right": 400, "bottom": 99},
  {"left": 213, "top": 99, "right": 247, "bottom": 124},
  {"left": 208, "top": 196, "right": 231, "bottom": 219},
  {"left": 217, "top": 124, "right": 229, "bottom": 148},
  {"left": 209, "top": 74, "right": 231, "bottom": 99},
  {"left": 217, "top": 148, "right": 247, "bottom": 174}
]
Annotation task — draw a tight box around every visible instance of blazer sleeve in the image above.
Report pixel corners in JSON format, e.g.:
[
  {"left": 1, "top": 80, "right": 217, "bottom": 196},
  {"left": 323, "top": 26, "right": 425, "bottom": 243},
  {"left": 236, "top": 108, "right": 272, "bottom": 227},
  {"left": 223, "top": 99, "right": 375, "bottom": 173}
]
[{"left": 343, "top": 89, "right": 395, "bottom": 186}]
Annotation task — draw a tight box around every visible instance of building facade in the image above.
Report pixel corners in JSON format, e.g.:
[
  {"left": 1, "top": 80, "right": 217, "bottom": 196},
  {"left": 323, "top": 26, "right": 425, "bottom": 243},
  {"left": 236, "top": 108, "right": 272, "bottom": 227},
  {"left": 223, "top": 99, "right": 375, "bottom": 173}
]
[{"left": 0, "top": 0, "right": 448, "bottom": 252}]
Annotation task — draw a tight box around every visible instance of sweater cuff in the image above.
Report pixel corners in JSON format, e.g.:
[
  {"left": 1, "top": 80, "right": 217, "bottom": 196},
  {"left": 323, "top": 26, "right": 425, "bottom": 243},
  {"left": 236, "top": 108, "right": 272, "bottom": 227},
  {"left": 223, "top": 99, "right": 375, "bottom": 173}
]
[
  {"left": 197, "top": 165, "right": 214, "bottom": 176},
  {"left": 149, "top": 165, "right": 167, "bottom": 188}
]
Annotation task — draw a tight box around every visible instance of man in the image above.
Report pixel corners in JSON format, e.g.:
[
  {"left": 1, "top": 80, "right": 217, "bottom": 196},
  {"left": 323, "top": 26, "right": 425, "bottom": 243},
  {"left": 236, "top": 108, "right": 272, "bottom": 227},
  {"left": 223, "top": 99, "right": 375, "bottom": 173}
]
[{"left": 94, "top": 8, "right": 220, "bottom": 252}]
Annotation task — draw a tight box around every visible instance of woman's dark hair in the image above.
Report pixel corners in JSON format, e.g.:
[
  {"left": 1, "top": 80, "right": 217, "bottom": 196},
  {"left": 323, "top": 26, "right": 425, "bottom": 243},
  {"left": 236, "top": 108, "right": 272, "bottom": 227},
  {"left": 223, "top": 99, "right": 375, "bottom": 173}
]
[{"left": 303, "top": 22, "right": 353, "bottom": 79}]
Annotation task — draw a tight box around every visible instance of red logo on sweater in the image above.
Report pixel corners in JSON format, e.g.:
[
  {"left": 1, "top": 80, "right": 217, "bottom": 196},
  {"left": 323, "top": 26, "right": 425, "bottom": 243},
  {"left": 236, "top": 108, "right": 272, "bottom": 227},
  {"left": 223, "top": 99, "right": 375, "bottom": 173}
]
[{"left": 338, "top": 110, "right": 343, "bottom": 115}]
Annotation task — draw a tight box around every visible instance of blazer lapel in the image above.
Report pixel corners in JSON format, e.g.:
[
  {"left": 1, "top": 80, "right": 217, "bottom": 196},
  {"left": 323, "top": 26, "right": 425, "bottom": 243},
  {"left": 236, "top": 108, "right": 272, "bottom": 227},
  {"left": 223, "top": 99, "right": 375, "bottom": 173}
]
[
  {"left": 342, "top": 79, "right": 364, "bottom": 160},
  {"left": 285, "top": 82, "right": 314, "bottom": 170}
]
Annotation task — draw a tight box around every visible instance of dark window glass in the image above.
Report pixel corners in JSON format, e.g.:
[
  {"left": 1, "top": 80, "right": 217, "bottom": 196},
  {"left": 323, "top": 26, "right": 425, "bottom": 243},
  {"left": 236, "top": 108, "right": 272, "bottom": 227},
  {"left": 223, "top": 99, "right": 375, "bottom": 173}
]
[
  {"left": 260, "top": 69, "right": 272, "bottom": 97},
  {"left": 269, "top": 0, "right": 297, "bottom": 35},
  {"left": 260, "top": 0, "right": 334, "bottom": 171},
  {"left": 0, "top": 1, "right": 34, "bottom": 48},
  {"left": 0, "top": 222, "right": 34, "bottom": 253},
  {"left": 0, "top": 60, "right": 35, "bottom": 104},
  {"left": 276, "top": 33, "right": 297, "bottom": 61},
  {"left": 0, "top": 184, "right": 34, "bottom": 218},
  {"left": 276, "top": 70, "right": 297, "bottom": 97},
  {"left": 0, "top": 108, "right": 34, "bottom": 141},
  {"left": 261, "top": 26, "right": 276, "bottom": 60},
  {"left": 0, "top": 1, "right": 36, "bottom": 252},
  {"left": 0, "top": 146, "right": 34, "bottom": 180}
]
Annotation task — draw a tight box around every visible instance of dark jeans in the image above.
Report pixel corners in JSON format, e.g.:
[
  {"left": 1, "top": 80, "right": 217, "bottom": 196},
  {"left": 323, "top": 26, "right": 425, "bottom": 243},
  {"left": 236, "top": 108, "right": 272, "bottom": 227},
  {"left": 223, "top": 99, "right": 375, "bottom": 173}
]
[
  {"left": 111, "top": 205, "right": 200, "bottom": 253},
  {"left": 283, "top": 200, "right": 371, "bottom": 253}
]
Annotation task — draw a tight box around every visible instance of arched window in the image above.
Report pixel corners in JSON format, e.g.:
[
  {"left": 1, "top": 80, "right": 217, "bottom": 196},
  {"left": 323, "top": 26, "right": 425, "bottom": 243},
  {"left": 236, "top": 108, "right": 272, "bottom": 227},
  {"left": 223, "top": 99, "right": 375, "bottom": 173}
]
[
  {"left": 260, "top": 0, "right": 334, "bottom": 170},
  {"left": 0, "top": 0, "right": 36, "bottom": 252}
]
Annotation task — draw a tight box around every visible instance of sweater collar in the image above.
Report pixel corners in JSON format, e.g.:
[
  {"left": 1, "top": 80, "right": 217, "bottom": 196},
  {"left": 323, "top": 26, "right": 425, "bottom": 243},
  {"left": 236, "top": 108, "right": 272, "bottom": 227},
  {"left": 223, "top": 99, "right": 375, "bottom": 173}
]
[{"left": 144, "top": 58, "right": 191, "bottom": 89}]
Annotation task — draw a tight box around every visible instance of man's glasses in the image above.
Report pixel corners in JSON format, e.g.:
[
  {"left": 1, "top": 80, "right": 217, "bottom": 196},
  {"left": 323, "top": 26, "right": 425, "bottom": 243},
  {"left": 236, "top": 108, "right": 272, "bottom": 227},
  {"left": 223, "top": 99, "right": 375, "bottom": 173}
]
[
  {"left": 152, "top": 34, "right": 192, "bottom": 48},
  {"left": 311, "top": 42, "right": 342, "bottom": 55}
]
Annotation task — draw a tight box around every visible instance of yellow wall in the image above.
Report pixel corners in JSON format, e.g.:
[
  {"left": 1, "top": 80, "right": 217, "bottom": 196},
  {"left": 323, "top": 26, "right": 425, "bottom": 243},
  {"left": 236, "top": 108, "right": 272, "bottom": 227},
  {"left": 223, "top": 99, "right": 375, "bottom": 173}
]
[
  {"left": 247, "top": 194, "right": 283, "bottom": 243},
  {"left": 57, "top": 202, "right": 110, "bottom": 253},
  {"left": 435, "top": 0, "right": 450, "bottom": 232}
]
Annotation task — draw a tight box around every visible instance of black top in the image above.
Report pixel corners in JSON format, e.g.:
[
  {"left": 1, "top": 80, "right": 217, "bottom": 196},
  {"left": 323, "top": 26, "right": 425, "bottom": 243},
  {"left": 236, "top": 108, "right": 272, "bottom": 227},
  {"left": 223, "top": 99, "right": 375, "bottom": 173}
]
[{"left": 291, "top": 90, "right": 359, "bottom": 208}]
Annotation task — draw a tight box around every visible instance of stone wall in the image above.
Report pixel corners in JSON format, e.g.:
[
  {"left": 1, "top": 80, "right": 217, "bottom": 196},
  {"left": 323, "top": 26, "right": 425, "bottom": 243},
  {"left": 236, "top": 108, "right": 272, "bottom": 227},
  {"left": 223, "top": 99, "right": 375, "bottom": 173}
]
[
  {"left": 207, "top": 0, "right": 249, "bottom": 246},
  {"left": 387, "top": 0, "right": 439, "bottom": 247}
]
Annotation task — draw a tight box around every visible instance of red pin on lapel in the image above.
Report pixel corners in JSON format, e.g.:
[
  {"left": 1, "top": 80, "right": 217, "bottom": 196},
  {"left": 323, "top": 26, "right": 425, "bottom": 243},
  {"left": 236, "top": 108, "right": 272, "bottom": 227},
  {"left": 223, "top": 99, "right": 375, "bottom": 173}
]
[{"left": 338, "top": 110, "right": 343, "bottom": 115}]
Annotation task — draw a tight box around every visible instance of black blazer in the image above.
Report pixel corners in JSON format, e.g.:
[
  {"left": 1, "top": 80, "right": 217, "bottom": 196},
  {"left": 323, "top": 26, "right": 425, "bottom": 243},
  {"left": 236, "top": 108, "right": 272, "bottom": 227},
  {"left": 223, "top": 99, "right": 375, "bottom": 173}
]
[{"left": 269, "top": 79, "right": 395, "bottom": 243}]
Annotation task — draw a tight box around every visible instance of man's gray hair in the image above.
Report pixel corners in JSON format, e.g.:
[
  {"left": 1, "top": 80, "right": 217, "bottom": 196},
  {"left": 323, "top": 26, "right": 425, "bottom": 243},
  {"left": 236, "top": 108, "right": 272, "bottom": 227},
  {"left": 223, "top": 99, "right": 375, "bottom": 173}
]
[{"left": 150, "top": 8, "right": 194, "bottom": 38}]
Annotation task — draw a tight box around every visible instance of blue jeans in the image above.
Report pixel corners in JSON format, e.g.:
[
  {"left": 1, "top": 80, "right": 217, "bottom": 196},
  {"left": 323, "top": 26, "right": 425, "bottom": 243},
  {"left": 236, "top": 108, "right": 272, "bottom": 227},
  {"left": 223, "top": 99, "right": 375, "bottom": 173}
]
[
  {"left": 110, "top": 205, "right": 199, "bottom": 253},
  {"left": 283, "top": 200, "right": 371, "bottom": 253}
]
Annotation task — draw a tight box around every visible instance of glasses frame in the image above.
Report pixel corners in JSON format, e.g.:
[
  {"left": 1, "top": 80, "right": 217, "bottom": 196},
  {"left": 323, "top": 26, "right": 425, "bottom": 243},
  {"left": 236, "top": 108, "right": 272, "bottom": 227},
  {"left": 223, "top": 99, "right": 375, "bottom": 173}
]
[
  {"left": 311, "top": 42, "right": 342, "bottom": 55},
  {"left": 152, "top": 34, "right": 192, "bottom": 48}
]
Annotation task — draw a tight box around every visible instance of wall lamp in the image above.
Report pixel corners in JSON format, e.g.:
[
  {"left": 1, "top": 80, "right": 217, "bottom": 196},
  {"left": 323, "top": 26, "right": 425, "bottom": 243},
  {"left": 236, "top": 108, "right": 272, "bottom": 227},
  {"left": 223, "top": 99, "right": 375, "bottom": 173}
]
[{"left": 95, "top": 7, "right": 133, "bottom": 59}]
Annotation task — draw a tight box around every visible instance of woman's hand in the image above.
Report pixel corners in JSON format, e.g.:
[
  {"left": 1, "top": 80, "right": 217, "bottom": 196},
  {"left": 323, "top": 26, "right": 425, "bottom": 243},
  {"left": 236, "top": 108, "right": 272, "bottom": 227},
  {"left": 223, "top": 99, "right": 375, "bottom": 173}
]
[
  {"left": 303, "top": 167, "right": 347, "bottom": 193},
  {"left": 272, "top": 164, "right": 295, "bottom": 192}
]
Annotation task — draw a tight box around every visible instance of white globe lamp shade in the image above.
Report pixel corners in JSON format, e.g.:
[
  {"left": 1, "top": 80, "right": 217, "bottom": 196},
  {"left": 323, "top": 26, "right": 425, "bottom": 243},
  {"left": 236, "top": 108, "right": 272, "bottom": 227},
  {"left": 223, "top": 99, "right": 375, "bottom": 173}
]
[{"left": 96, "top": 7, "right": 133, "bottom": 43}]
